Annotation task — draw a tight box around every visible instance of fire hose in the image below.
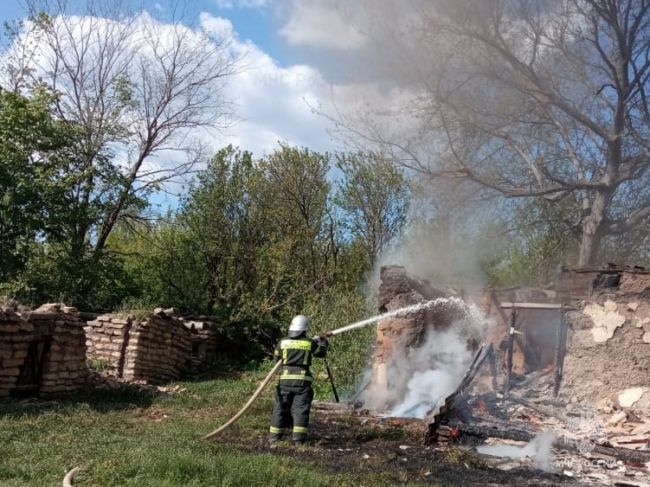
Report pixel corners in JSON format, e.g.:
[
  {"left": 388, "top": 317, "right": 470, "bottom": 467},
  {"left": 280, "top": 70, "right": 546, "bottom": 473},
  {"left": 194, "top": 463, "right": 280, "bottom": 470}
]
[
  {"left": 62, "top": 467, "right": 80, "bottom": 487},
  {"left": 202, "top": 300, "right": 447, "bottom": 440},
  {"left": 202, "top": 359, "right": 283, "bottom": 440}
]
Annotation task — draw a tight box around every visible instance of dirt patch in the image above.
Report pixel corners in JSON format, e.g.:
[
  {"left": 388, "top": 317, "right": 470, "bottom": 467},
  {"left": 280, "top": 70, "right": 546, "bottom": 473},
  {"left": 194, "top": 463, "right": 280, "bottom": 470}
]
[{"left": 238, "top": 402, "right": 587, "bottom": 486}]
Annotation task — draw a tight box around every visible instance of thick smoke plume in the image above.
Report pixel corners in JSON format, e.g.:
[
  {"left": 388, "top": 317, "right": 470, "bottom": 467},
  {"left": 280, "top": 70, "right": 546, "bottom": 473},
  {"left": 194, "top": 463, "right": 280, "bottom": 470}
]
[
  {"left": 389, "top": 328, "right": 472, "bottom": 418},
  {"left": 361, "top": 299, "right": 491, "bottom": 418}
]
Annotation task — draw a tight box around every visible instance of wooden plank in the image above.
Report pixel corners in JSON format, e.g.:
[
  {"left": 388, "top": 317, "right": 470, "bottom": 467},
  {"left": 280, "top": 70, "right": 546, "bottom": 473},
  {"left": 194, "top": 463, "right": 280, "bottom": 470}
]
[
  {"left": 568, "top": 266, "right": 649, "bottom": 274},
  {"left": 500, "top": 302, "right": 572, "bottom": 310},
  {"left": 553, "top": 313, "right": 568, "bottom": 397},
  {"left": 504, "top": 309, "right": 516, "bottom": 395}
]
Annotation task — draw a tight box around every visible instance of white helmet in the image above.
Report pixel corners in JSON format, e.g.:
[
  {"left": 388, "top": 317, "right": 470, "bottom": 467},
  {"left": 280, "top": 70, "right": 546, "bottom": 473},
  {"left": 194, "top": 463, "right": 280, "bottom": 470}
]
[{"left": 289, "top": 315, "right": 310, "bottom": 336}]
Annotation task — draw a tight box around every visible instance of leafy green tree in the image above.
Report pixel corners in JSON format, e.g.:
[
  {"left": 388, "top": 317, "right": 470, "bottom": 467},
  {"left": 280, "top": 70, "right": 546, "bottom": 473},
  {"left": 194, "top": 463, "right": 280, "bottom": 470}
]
[
  {"left": 483, "top": 198, "right": 581, "bottom": 287},
  {"left": 0, "top": 88, "right": 72, "bottom": 283},
  {"left": 1, "top": 2, "right": 241, "bottom": 306},
  {"left": 181, "top": 146, "right": 265, "bottom": 315},
  {"left": 256, "top": 144, "right": 341, "bottom": 307},
  {"left": 335, "top": 152, "right": 409, "bottom": 264},
  {"left": 109, "top": 219, "right": 208, "bottom": 312},
  {"left": 339, "top": 0, "right": 650, "bottom": 266}
]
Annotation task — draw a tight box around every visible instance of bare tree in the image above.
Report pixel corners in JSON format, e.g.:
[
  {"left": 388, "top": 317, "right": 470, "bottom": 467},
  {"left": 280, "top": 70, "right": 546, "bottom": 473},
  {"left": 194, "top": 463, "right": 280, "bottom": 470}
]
[
  {"left": 13, "top": 0, "right": 239, "bottom": 261},
  {"left": 338, "top": 0, "right": 650, "bottom": 266}
]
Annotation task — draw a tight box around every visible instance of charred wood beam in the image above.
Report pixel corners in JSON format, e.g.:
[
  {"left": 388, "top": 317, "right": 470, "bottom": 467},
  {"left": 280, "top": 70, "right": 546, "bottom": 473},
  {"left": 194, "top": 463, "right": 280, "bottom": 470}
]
[
  {"left": 448, "top": 419, "right": 534, "bottom": 443},
  {"left": 590, "top": 444, "right": 650, "bottom": 464},
  {"left": 500, "top": 302, "right": 575, "bottom": 310},
  {"left": 425, "top": 344, "right": 494, "bottom": 443},
  {"left": 505, "top": 308, "right": 517, "bottom": 396},
  {"left": 488, "top": 346, "right": 498, "bottom": 391},
  {"left": 565, "top": 266, "right": 648, "bottom": 274},
  {"left": 554, "top": 313, "right": 568, "bottom": 397},
  {"left": 507, "top": 396, "right": 569, "bottom": 423}
]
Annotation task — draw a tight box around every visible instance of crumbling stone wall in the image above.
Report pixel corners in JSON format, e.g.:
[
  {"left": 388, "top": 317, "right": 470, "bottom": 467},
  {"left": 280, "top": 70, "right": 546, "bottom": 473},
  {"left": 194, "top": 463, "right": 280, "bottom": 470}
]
[
  {"left": 374, "top": 265, "right": 451, "bottom": 369},
  {"left": 85, "top": 308, "right": 192, "bottom": 384},
  {"left": 365, "top": 266, "right": 473, "bottom": 410},
  {"left": 184, "top": 320, "right": 221, "bottom": 366},
  {"left": 0, "top": 302, "right": 87, "bottom": 397},
  {"left": 0, "top": 303, "right": 32, "bottom": 397},
  {"left": 562, "top": 272, "right": 650, "bottom": 413},
  {"left": 85, "top": 314, "right": 131, "bottom": 372}
]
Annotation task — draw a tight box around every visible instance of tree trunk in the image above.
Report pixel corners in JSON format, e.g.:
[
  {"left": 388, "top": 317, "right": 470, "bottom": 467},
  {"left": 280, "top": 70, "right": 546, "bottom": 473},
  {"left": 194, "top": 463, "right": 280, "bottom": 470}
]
[
  {"left": 577, "top": 190, "right": 610, "bottom": 266},
  {"left": 578, "top": 228, "right": 598, "bottom": 267}
]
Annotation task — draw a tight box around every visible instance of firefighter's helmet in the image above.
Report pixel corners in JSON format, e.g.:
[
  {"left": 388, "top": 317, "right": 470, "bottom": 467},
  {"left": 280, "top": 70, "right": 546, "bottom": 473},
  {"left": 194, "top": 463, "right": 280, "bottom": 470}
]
[{"left": 288, "top": 314, "right": 310, "bottom": 336}]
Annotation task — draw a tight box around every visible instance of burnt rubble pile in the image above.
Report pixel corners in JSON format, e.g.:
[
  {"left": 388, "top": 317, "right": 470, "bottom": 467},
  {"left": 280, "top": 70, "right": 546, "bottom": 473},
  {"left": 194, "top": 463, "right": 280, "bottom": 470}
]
[
  {"left": 354, "top": 265, "right": 649, "bottom": 482},
  {"left": 0, "top": 302, "right": 87, "bottom": 397},
  {"left": 472, "top": 267, "right": 650, "bottom": 415},
  {"left": 421, "top": 265, "right": 650, "bottom": 484}
]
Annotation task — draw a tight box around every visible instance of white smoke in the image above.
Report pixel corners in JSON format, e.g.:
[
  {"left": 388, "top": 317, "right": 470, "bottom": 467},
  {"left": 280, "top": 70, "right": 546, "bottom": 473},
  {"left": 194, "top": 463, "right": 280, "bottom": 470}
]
[
  {"left": 390, "top": 328, "right": 472, "bottom": 418},
  {"left": 360, "top": 299, "right": 490, "bottom": 417},
  {"left": 476, "top": 432, "right": 557, "bottom": 472}
]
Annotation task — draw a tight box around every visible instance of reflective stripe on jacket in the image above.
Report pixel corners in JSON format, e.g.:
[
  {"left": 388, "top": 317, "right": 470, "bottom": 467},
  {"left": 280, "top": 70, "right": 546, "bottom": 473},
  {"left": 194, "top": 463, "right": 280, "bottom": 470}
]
[{"left": 273, "top": 334, "right": 327, "bottom": 386}]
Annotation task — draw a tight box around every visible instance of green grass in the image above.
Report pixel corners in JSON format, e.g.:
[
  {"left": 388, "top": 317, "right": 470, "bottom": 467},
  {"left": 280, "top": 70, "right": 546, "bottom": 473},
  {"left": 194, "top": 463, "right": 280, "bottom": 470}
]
[
  {"left": 87, "top": 358, "right": 112, "bottom": 373},
  {"left": 0, "top": 367, "right": 418, "bottom": 487}
]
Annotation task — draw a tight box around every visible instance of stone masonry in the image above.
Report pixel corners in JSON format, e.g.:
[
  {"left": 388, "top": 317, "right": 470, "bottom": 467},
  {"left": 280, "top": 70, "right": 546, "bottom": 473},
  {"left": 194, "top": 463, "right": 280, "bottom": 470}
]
[
  {"left": 85, "top": 308, "right": 192, "bottom": 384},
  {"left": 0, "top": 302, "right": 87, "bottom": 397}
]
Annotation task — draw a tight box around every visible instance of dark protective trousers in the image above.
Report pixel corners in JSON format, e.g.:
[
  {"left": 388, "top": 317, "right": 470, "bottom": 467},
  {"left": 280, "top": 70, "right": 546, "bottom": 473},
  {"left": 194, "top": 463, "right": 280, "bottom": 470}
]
[{"left": 269, "top": 383, "right": 314, "bottom": 443}]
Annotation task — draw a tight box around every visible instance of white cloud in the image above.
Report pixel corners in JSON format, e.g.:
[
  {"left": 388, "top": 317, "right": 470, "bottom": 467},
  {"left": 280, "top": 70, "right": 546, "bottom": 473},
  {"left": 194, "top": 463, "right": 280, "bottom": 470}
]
[
  {"left": 213, "top": 0, "right": 269, "bottom": 9},
  {"left": 199, "top": 12, "right": 234, "bottom": 41},
  {"left": 211, "top": 18, "right": 337, "bottom": 154},
  {"left": 279, "top": 2, "right": 366, "bottom": 50}
]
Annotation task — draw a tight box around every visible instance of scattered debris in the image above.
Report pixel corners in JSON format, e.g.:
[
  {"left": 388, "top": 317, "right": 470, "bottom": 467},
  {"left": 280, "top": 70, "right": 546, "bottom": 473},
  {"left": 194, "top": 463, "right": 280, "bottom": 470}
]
[
  {"left": 618, "top": 389, "right": 645, "bottom": 408},
  {"left": 355, "top": 264, "right": 650, "bottom": 486}
]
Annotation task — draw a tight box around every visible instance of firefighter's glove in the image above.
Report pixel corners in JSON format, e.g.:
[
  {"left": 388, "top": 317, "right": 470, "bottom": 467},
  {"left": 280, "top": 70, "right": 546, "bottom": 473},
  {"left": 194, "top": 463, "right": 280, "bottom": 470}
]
[{"left": 313, "top": 335, "right": 329, "bottom": 343}]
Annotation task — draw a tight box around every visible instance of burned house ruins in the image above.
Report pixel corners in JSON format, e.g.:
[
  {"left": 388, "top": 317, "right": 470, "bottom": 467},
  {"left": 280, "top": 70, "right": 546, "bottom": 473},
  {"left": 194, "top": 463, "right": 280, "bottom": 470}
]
[
  {"left": 362, "top": 265, "right": 482, "bottom": 413},
  {"left": 358, "top": 264, "right": 650, "bottom": 482}
]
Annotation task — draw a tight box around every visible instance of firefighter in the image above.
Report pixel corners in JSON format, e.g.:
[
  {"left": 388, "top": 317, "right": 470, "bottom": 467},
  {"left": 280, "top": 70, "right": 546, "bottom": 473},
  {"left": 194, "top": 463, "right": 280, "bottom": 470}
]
[{"left": 269, "top": 314, "right": 328, "bottom": 446}]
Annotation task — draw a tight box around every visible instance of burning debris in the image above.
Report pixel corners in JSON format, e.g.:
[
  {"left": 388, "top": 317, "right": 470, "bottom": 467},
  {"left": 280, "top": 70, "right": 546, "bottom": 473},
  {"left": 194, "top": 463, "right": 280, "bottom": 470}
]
[{"left": 352, "top": 265, "right": 650, "bottom": 485}]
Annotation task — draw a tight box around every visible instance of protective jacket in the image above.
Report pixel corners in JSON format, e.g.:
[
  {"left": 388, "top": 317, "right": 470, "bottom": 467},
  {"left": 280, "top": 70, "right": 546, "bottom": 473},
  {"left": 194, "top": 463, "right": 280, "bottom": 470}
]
[
  {"left": 269, "top": 332, "right": 327, "bottom": 443},
  {"left": 273, "top": 334, "right": 328, "bottom": 386}
]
